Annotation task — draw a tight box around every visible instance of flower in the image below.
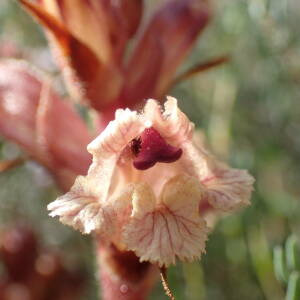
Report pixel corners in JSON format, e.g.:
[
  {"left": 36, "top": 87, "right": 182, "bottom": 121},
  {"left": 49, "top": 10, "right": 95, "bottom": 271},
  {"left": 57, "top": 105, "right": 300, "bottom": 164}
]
[
  {"left": 19, "top": 0, "right": 211, "bottom": 112},
  {"left": 48, "top": 97, "right": 254, "bottom": 267},
  {"left": 0, "top": 60, "right": 92, "bottom": 189}
]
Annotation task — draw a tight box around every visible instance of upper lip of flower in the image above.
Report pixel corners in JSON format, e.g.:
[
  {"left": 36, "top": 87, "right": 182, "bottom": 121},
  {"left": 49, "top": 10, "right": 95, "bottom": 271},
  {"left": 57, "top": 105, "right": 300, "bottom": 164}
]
[{"left": 47, "top": 96, "right": 254, "bottom": 267}]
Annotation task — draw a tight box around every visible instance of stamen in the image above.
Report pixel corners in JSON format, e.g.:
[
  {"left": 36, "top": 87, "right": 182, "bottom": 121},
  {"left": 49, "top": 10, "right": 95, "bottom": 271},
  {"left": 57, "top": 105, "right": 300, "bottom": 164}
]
[{"left": 131, "top": 127, "right": 182, "bottom": 170}]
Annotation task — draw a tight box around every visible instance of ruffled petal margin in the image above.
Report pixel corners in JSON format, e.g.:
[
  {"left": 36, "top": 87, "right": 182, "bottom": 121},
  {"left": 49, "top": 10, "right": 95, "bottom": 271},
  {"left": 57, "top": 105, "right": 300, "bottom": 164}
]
[
  {"left": 48, "top": 107, "right": 146, "bottom": 234},
  {"left": 144, "top": 98, "right": 255, "bottom": 213},
  {"left": 48, "top": 176, "right": 114, "bottom": 235},
  {"left": 202, "top": 167, "right": 255, "bottom": 212},
  {"left": 143, "top": 96, "right": 194, "bottom": 146},
  {"left": 123, "top": 175, "right": 208, "bottom": 267},
  {"left": 181, "top": 134, "right": 255, "bottom": 212}
]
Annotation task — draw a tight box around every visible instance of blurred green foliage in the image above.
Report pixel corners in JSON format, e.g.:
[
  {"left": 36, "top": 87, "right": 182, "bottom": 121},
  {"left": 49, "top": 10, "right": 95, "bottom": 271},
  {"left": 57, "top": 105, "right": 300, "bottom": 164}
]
[
  {"left": 1, "top": 0, "right": 300, "bottom": 299},
  {"left": 274, "top": 235, "right": 300, "bottom": 300}
]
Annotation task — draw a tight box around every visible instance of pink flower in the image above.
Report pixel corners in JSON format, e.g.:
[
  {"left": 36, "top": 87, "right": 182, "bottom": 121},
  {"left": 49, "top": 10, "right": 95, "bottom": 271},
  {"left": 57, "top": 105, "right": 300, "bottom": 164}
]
[
  {"left": 0, "top": 60, "right": 92, "bottom": 189},
  {"left": 19, "top": 0, "right": 211, "bottom": 112},
  {"left": 48, "top": 97, "right": 254, "bottom": 267}
]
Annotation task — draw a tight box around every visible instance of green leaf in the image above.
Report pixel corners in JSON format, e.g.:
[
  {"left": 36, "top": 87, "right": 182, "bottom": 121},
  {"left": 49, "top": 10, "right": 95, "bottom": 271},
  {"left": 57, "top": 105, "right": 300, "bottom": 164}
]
[
  {"left": 286, "top": 271, "right": 300, "bottom": 300},
  {"left": 273, "top": 245, "right": 289, "bottom": 283},
  {"left": 286, "top": 235, "right": 300, "bottom": 272}
]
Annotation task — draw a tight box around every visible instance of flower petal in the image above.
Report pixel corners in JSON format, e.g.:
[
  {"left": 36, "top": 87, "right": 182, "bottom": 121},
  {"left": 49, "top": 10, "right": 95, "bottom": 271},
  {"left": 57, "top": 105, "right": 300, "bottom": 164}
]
[
  {"left": 48, "top": 151, "right": 118, "bottom": 233},
  {"left": 202, "top": 167, "right": 255, "bottom": 212},
  {"left": 48, "top": 176, "right": 114, "bottom": 235},
  {"left": 123, "top": 175, "right": 208, "bottom": 267},
  {"left": 36, "top": 82, "right": 92, "bottom": 177},
  {"left": 87, "top": 108, "right": 145, "bottom": 159},
  {"left": 38, "top": 0, "right": 62, "bottom": 19},
  {"left": 48, "top": 108, "right": 146, "bottom": 233},
  {"left": 86, "top": 108, "right": 146, "bottom": 203},
  {"left": 144, "top": 96, "right": 194, "bottom": 146},
  {"left": 180, "top": 132, "right": 255, "bottom": 212},
  {"left": 120, "top": 34, "right": 163, "bottom": 107},
  {"left": 0, "top": 60, "right": 42, "bottom": 159},
  {"left": 52, "top": 0, "right": 112, "bottom": 64},
  {"left": 125, "top": 0, "right": 210, "bottom": 104},
  {"left": 117, "top": 0, "right": 143, "bottom": 38},
  {"left": 0, "top": 60, "right": 91, "bottom": 189},
  {"left": 98, "top": 0, "right": 143, "bottom": 62},
  {"left": 20, "top": 0, "right": 123, "bottom": 111}
]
